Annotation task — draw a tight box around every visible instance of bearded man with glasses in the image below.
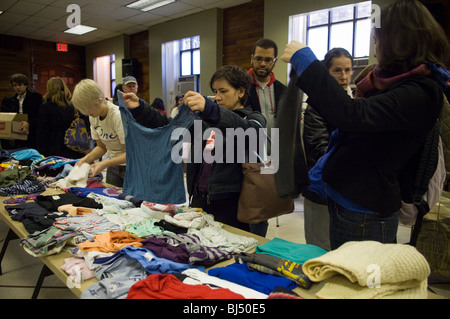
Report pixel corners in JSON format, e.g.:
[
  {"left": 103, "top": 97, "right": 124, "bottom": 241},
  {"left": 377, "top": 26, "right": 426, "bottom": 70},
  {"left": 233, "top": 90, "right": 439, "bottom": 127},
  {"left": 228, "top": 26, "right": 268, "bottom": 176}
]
[
  {"left": 247, "top": 39, "right": 287, "bottom": 133},
  {"left": 246, "top": 38, "right": 289, "bottom": 237}
]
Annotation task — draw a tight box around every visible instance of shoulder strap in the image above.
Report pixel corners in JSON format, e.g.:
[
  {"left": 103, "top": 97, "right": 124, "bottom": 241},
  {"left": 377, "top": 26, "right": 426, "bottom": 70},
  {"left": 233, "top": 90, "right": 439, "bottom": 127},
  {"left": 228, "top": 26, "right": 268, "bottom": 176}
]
[
  {"left": 410, "top": 120, "right": 441, "bottom": 246},
  {"left": 413, "top": 121, "right": 441, "bottom": 209}
]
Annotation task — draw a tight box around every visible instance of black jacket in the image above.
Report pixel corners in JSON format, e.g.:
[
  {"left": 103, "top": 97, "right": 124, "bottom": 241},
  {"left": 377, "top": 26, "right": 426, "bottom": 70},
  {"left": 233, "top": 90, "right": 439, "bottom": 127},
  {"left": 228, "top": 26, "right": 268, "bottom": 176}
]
[
  {"left": 36, "top": 101, "right": 86, "bottom": 158},
  {"left": 297, "top": 60, "right": 443, "bottom": 215},
  {"left": 1, "top": 89, "right": 42, "bottom": 150},
  {"left": 274, "top": 70, "right": 309, "bottom": 199},
  {"left": 130, "top": 97, "right": 266, "bottom": 202},
  {"left": 302, "top": 105, "right": 334, "bottom": 204}
]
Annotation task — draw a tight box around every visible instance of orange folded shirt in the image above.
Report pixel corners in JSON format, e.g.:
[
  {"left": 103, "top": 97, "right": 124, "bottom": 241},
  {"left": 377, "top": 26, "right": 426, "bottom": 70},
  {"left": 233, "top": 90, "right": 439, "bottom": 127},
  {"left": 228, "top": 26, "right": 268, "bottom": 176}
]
[
  {"left": 58, "top": 204, "right": 94, "bottom": 216},
  {"left": 78, "top": 230, "right": 144, "bottom": 253}
]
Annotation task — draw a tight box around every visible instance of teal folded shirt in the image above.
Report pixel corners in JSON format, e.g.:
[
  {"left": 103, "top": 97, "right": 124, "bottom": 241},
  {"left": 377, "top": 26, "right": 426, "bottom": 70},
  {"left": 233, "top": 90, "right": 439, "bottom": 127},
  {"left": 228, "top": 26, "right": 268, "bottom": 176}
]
[{"left": 255, "top": 237, "right": 327, "bottom": 264}]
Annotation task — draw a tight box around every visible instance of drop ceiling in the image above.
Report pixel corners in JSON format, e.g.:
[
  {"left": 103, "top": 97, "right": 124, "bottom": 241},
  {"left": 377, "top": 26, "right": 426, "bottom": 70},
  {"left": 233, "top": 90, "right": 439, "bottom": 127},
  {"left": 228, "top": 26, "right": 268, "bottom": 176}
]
[{"left": 0, "top": 0, "right": 251, "bottom": 46}]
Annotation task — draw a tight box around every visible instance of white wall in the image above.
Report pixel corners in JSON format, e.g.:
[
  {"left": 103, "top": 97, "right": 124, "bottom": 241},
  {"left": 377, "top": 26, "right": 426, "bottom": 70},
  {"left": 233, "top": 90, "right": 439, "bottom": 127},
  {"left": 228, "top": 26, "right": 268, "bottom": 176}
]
[
  {"left": 147, "top": 8, "right": 223, "bottom": 103},
  {"left": 85, "top": 34, "right": 130, "bottom": 84}
]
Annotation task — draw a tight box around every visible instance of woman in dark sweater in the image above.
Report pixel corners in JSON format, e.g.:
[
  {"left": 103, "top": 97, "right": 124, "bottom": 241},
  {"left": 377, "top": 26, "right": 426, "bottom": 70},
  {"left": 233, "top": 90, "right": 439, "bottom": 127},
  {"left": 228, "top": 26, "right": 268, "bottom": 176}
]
[
  {"left": 37, "top": 77, "right": 86, "bottom": 159},
  {"left": 302, "top": 48, "right": 354, "bottom": 251},
  {"left": 281, "top": 0, "right": 449, "bottom": 249}
]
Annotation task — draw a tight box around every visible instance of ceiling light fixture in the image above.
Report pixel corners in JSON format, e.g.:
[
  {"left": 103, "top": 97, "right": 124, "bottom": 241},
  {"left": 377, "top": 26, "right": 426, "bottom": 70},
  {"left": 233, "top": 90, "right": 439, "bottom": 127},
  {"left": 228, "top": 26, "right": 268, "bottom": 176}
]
[
  {"left": 127, "top": 0, "right": 176, "bottom": 12},
  {"left": 64, "top": 25, "right": 97, "bottom": 35}
]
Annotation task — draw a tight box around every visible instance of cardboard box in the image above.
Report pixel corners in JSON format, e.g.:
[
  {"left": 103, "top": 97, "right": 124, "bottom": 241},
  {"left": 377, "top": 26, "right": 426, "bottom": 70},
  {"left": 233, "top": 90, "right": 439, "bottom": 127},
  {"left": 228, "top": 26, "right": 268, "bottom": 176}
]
[{"left": 0, "top": 113, "right": 28, "bottom": 140}]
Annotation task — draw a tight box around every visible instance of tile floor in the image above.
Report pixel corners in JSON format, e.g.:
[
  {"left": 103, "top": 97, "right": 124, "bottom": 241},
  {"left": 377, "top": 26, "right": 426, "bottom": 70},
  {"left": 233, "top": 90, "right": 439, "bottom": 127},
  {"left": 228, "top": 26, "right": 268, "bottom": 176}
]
[{"left": 0, "top": 197, "right": 449, "bottom": 299}]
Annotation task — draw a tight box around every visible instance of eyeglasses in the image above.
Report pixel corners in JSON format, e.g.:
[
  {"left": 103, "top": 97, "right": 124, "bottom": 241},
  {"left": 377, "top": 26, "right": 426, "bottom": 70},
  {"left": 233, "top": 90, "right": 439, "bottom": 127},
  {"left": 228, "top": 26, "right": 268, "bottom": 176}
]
[
  {"left": 252, "top": 56, "right": 277, "bottom": 64},
  {"left": 330, "top": 69, "right": 353, "bottom": 77}
]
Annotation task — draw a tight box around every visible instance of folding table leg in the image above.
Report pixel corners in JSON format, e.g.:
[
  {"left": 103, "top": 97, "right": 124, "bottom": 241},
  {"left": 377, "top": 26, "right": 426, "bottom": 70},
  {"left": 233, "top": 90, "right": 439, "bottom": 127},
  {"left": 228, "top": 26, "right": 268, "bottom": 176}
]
[
  {"left": 31, "top": 264, "right": 53, "bottom": 299},
  {"left": 0, "top": 228, "right": 19, "bottom": 276}
]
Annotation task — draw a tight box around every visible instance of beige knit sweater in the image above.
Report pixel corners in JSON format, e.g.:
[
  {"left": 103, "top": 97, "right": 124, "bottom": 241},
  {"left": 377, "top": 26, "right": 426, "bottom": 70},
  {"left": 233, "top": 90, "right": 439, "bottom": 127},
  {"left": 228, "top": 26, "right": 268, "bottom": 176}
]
[{"left": 302, "top": 241, "right": 431, "bottom": 299}]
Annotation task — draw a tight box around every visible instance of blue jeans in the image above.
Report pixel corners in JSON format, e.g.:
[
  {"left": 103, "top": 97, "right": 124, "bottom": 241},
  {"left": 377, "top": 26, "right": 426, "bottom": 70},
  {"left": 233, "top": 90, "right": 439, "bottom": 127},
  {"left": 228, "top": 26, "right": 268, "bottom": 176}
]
[
  {"left": 304, "top": 198, "right": 331, "bottom": 251},
  {"left": 328, "top": 198, "right": 399, "bottom": 250}
]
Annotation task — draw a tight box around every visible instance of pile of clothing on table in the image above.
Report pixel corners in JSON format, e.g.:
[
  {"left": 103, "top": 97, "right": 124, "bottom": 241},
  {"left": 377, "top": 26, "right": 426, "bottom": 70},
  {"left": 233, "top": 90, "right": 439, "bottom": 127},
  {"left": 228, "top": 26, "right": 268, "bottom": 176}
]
[
  {"left": 2, "top": 161, "right": 328, "bottom": 299},
  {"left": 2, "top": 152, "right": 432, "bottom": 299},
  {"left": 0, "top": 149, "right": 105, "bottom": 197},
  {"left": 5, "top": 183, "right": 320, "bottom": 299},
  {"left": 0, "top": 149, "right": 47, "bottom": 196}
]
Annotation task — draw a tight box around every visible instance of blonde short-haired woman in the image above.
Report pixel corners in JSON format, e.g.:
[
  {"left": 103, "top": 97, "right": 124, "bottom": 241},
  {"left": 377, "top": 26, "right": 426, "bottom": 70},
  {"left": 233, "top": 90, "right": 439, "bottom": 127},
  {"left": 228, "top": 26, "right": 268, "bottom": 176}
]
[{"left": 72, "top": 79, "right": 126, "bottom": 187}]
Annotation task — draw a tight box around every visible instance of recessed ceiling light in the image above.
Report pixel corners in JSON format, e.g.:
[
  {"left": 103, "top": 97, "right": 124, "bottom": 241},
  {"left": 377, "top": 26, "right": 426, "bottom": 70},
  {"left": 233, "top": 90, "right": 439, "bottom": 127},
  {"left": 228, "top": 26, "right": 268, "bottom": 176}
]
[
  {"left": 64, "top": 25, "right": 97, "bottom": 35},
  {"left": 127, "top": 0, "right": 176, "bottom": 12}
]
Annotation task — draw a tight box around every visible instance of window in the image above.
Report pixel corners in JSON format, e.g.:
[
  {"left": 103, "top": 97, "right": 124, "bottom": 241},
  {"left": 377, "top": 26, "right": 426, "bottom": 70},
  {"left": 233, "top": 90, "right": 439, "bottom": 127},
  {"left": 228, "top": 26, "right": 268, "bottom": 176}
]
[
  {"left": 290, "top": 1, "right": 372, "bottom": 60},
  {"left": 161, "top": 36, "right": 200, "bottom": 113},
  {"left": 180, "top": 36, "right": 200, "bottom": 76}
]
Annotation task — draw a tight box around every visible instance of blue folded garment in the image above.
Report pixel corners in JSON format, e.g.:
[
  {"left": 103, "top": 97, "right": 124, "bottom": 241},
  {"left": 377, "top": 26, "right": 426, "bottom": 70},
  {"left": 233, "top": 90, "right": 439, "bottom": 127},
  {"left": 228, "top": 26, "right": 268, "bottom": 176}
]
[{"left": 208, "top": 263, "right": 297, "bottom": 294}]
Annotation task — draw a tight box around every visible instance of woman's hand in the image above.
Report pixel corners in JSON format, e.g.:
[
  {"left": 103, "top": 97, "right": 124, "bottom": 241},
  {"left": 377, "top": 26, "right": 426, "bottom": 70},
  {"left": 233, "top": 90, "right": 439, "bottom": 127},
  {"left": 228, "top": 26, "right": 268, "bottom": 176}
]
[
  {"left": 75, "top": 157, "right": 87, "bottom": 167},
  {"left": 89, "top": 161, "right": 105, "bottom": 178},
  {"left": 281, "top": 41, "right": 307, "bottom": 63},
  {"left": 184, "top": 91, "right": 206, "bottom": 112},
  {"left": 120, "top": 91, "right": 140, "bottom": 109}
]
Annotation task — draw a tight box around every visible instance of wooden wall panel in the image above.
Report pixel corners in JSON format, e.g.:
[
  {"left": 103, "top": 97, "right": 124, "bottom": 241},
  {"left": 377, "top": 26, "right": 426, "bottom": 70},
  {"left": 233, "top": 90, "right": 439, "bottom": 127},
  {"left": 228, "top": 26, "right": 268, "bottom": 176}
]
[
  {"left": 32, "top": 40, "right": 86, "bottom": 96},
  {"left": 0, "top": 35, "right": 30, "bottom": 105},
  {"left": 130, "top": 30, "right": 150, "bottom": 104},
  {"left": 32, "top": 40, "right": 86, "bottom": 81},
  {"left": 222, "top": 0, "right": 265, "bottom": 69},
  {"left": 0, "top": 34, "right": 86, "bottom": 105}
]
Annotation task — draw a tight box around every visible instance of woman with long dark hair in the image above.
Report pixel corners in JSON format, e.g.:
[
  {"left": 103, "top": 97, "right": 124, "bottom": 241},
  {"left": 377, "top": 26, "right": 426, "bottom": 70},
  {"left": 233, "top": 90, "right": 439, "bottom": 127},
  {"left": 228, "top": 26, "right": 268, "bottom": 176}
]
[{"left": 282, "top": 0, "right": 450, "bottom": 249}]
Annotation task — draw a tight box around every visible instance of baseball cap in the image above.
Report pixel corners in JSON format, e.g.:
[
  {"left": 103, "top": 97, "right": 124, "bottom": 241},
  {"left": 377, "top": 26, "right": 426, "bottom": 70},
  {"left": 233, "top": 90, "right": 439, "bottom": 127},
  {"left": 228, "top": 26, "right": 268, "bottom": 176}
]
[{"left": 123, "top": 76, "right": 137, "bottom": 85}]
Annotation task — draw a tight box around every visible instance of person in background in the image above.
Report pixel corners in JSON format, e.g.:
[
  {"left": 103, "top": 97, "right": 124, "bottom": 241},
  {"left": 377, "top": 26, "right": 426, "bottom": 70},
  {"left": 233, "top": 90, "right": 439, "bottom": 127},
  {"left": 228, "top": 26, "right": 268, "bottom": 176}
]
[
  {"left": 246, "top": 38, "right": 287, "bottom": 236},
  {"left": 71, "top": 79, "right": 126, "bottom": 187},
  {"left": 0, "top": 73, "right": 42, "bottom": 150},
  {"left": 302, "top": 48, "right": 354, "bottom": 251},
  {"left": 122, "top": 76, "right": 139, "bottom": 95},
  {"left": 121, "top": 65, "right": 266, "bottom": 235},
  {"left": 247, "top": 38, "right": 287, "bottom": 147},
  {"left": 151, "top": 97, "right": 166, "bottom": 115},
  {"left": 170, "top": 94, "right": 184, "bottom": 118},
  {"left": 281, "top": 0, "right": 450, "bottom": 249},
  {"left": 36, "top": 77, "right": 86, "bottom": 159}
]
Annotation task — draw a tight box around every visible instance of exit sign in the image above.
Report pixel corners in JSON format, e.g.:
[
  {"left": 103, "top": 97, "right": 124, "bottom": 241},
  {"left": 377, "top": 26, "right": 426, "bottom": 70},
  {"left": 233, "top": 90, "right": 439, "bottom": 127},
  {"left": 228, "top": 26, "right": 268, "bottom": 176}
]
[{"left": 56, "top": 43, "right": 68, "bottom": 52}]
